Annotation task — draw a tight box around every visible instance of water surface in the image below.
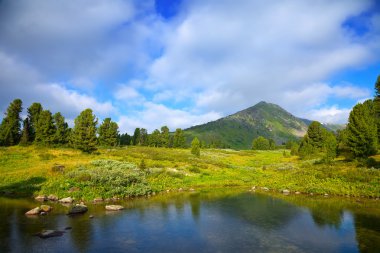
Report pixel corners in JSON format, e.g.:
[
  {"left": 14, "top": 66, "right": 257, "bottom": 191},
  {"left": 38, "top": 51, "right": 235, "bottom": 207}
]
[{"left": 0, "top": 191, "right": 379, "bottom": 253}]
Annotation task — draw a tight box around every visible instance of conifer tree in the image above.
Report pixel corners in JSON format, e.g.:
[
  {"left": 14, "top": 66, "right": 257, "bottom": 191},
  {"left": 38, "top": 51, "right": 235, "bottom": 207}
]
[
  {"left": 298, "top": 135, "right": 316, "bottom": 159},
  {"left": 53, "top": 112, "right": 69, "bottom": 145},
  {"left": 71, "top": 109, "right": 98, "bottom": 152},
  {"left": 35, "top": 110, "right": 55, "bottom": 145},
  {"left": 373, "top": 75, "right": 380, "bottom": 142},
  {"left": 346, "top": 100, "right": 377, "bottom": 158},
  {"left": 133, "top": 128, "right": 140, "bottom": 145},
  {"left": 149, "top": 129, "right": 161, "bottom": 147},
  {"left": 173, "top": 128, "right": 186, "bottom": 148},
  {"left": 140, "top": 128, "right": 148, "bottom": 146},
  {"left": 19, "top": 118, "right": 31, "bottom": 146},
  {"left": 160, "top": 126, "right": 170, "bottom": 147},
  {"left": 98, "top": 118, "right": 119, "bottom": 146},
  {"left": 191, "top": 137, "right": 201, "bottom": 157},
  {"left": 307, "top": 121, "right": 325, "bottom": 149},
  {"left": 0, "top": 99, "right": 23, "bottom": 146},
  {"left": 27, "top": 102, "right": 43, "bottom": 142}
]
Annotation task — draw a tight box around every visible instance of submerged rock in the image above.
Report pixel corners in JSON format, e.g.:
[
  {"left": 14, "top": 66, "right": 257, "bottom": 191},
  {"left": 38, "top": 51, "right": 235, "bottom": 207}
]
[
  {"left": 93, "top": 197, "right": 103, "bottom": 203},
  {"left": 25, "top": 207, "right": 41, "bottom": 215},
  {"left": 40, "top": 205, "right": 52, "bottom": 212},
  {"left": 105, "top": 205, "right": 124, "bottom": 211},
  {"left": 35, "top": 195, "right": 47, "bottom": 202},
  {"left": 59, "top": 197, "right": 74, "bottom": 203},
  {"left": 68, "top": 204, "right": 88, "bottom": 215},
  {"left": 35, "top": 230, "right": 65, "bottom": 239}
]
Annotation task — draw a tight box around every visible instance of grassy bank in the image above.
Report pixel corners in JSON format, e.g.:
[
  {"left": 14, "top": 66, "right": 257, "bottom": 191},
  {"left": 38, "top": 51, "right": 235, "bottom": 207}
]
[{"left": 0, "top": 146, "right": 379, "bottom": 200}]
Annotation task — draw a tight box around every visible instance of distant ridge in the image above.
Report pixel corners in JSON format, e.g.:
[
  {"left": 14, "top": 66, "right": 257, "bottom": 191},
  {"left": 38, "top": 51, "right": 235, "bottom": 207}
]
[{"left": 184, "top": 101, "right": 344, "bottom": 149}]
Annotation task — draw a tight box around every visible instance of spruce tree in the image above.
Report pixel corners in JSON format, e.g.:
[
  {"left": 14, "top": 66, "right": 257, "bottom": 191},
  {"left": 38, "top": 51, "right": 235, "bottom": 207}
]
[
  {"left": 53, "top": 112, "right": 69, "bottom": 145},
  {"left": 98, "top": 118, "right": 119, "bottom": 147},
  {"left": 346, "top": 100, "right": 377, "bottom": 158},
  {"left": 0, "top": 99, "right": 23, "bottom": 146},
  {"left": 35, "top": 110, "right": 56, "bottom": 145},
  {"left": 149, "top": 129, "right": 161, "bottom": 147},
  {"left": 72, "top": 109, "right": 98, "bottom": 152},
  {"left": 27, "top": 102, "right": 43, "bottom": 142},
  {"left": 140, "top": 128, "right": 148, "bottom": 146},
  {"left": 160, "top": 126, "right": 170, "bottom": 147},
  {"left": 373, "top": 75, "right": 380, "bottom": 142},
  {"left": 298, "top": 135, "right": 316, "bottom": 159},
  {"left": 307, "top": 121, "right": 325, "bottom": 149},
  {"left": 133, "top": 128, "right": 140, "bottom": 145},
  {"left": 173, "top": 128, "right": 186, "bottom": 148},
  {"left": 19, "top": 118, "right": 31, "bottom": 146},
  {"left": 191, "top": 137, "right": 201, "bottom": 157}
]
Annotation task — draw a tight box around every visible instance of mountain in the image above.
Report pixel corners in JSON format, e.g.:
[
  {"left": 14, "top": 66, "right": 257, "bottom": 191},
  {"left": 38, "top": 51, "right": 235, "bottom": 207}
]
[{"left": 184, "top": 101, "right": 344, "bottom": 150}]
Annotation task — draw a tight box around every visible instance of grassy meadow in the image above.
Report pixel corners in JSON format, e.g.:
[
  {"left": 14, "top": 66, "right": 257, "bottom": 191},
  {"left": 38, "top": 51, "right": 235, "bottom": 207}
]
[{"left": 0, "top": 145, "right": 379, "bottom": 200}]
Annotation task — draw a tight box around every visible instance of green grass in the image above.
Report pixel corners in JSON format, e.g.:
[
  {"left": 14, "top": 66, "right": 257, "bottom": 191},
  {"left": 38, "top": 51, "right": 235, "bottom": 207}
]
[{"left": 0, "top": 145, "right": 379, "bottom": 200}]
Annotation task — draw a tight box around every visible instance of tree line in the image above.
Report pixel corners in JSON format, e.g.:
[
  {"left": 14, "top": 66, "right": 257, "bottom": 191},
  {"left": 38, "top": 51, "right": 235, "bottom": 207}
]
[{"left": 0, "top": 101, "right": 188, "bottom": 152}]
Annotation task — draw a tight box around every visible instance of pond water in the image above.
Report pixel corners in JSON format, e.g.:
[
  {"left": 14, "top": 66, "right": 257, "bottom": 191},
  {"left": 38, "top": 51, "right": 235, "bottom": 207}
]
[{"left": 0, "top": 191, "right": 379, "bottom": 253}]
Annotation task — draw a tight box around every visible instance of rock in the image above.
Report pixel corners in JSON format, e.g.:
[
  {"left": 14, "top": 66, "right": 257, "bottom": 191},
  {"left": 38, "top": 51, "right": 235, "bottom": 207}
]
[
  {"left": 93, "top": 197, "right": 103, "bottom": 203},
  {"left": 40, "top": 205, "right": 52, "bottom": 212},
  {"left": 295, "top": 191, "right": 301, "bottom": 195},
  {"left": 251, "top": 186, "right": 256, "bottom": 190},
  {"left": 189, "top": 188, "right": 195, "bottom": 192},
  {"left": 324, "top": 193, "right": 329, "bottom": 197},
  {"left": 68, "top": 204, "right": 88, "bottom": 215},
  {"left": 59, "top": 197, "right": 74, "bottom": 203},
  {"left": 112, "top": 196, "right": 120, "bottom": 201},
  {"left": 48, "top": 195, "right": 58, "bottom": 201},
  {"left": 65, "top": 227, "right": 72, "bottom": 230},
  {"left": 178, "top": 188, "right": 183, "bottom": 192},
  {"left": 282, "top": 189, "right": 290, "bottom": 194},
  {"left": 35, "top": 230, "right": 65, "bottom": 239},
  {"left": 261, "top": 187, "right": 269, "bottom": 191},
  {"left": 89, "top": 215, "right": 94, "bottom": 219},
  {"left": 40, "top": 212, "right": 47, "bottom": 216},
  {"left": 25, "top": 207, "right": 41, "bottom": 215},
  {"left": 35, "top": 195, "right": 47, "bottom": 201},
  {"left": 105, "top": 205, "right": 124, "bottom": 211}
]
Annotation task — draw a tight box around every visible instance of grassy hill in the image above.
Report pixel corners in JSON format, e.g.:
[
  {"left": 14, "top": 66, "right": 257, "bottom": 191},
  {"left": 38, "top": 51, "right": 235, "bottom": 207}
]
[{"left": 185, "top": 101, "right": 344, "bottom": 149}]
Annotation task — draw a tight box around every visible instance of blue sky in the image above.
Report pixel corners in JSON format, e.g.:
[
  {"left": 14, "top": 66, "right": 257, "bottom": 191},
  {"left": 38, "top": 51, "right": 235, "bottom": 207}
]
[{"left": 0, "top": 0, "right": 379, "bottom": 134}]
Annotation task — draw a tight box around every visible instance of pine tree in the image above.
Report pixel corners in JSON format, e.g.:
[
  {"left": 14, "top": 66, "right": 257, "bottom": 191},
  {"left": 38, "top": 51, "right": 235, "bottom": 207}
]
[
  {"left": 160, "top": 126, "right": 170, "bottom": 147},
  {"left": 149, "top": 129, "right": 161, "bottom": 147},
  {"left": 307, "top": 121, "right": 325, "bottom": 149},
  {"left": 252, "top": 136, "right": 270, "bottom": 150},
  {"left": 0, "top": 99, "right": 23, "bottom": 146},
  {"left": 298, "top": 135, "right": 316, "bottom": 159},
  {"left": 346, "top": 100, "right": 377, "bottom": 158},
  {"left": 119, "top": 133, "right": 132, "bottom": 146},
  {"left": 191, "top": 137, "right": 201, "bottom": 157},
  {"left": 322, "top": 131, "right": 337, "bottom": 163},
  {"left": 140, "top": 128, "right": 148, "bottom": 146},
  {"left": 173, "top": 128, "right": 186, "bottom": 148},
  {"left": 35, "top": 110, "right": 56, "bottom": 145},
  {"left": 98, "top": 118, "right": 119, "bottom": 147},
  {"left": 53, "top": 112, "right": 69, "bottom": 145},
  {"left": 19, "top": 118, "right": 31, "bottom": 146},
  {"left": 71, "top": 109, "right": 98, "bottom": 152},
  {"left": 133, "top": 128, "right": 140, "bottom": 145},
  {"left": 27, "top": 102, "right": 43, "bottom": 142},
  {"left": 373, "top": 75, "right": 380, "bottom": 143}
]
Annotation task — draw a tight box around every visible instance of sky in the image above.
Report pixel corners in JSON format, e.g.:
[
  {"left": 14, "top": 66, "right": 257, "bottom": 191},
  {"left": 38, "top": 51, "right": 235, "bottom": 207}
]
[{"left": 0, "top": 0, "right": 379, "bottom": 134}]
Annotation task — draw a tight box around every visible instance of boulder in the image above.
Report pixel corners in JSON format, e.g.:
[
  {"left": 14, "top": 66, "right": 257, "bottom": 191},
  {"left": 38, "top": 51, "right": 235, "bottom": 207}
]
[
  {"left": 59, "top": 197, "right": 74, "bottom": 203},
  {"left": 105, "top": 205, "right": 124, "bottom": 211},
  {"left": 68, "top": 204, "right": 88, "bottom": 215},
  {"left": 93, "top": 197, "right": 103, "bottom": 203},
  {"left": 35, "top": 230, "right": 65, "bottom": 239},
  {"left": 295, "top": 191, "right": 301, "bottom": 195},
  {"left": 282, "top": 189, "right": 290, "bottom": 194},
  {"left": 261, "top": 187, "right": 269, "bottom": 191},
  {"left": 48, "top": 195, "right": 58, "bottom": 201},
  {"left": 40, "top": 205, "right": 52, "bottom": 212},
  {"left": 35, "top": 195, "right": 47, "bottom": 201},
  {"left": 25, "top": 207, "right": 41, "bottom": 215}
]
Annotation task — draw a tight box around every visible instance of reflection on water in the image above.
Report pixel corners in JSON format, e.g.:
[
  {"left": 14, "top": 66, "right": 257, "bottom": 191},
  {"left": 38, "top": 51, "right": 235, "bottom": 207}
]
[{"left": 0, "top": 191, "right": 379, "bottom": 253}]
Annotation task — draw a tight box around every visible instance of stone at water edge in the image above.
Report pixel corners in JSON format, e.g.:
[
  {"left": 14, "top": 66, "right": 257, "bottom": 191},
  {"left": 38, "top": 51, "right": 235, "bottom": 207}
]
[
  {"left": 40, "top": 205, "right": 52, "bottom": 212},
  {"left": 47, "top": 195, "right": 58, "bottom": 201},
  {"left": 35, "top": 230, "right": 65, "bottom": 239},
  {"left": 282, "top": 189, "right": 290, "bottom": 194},
  {"left": 25, "top": 207, "right": 41, "bottom": 215},
  {"left": 59, "top": 197, "right": 74, "bottom": 203},
  {"left": 93, "top": 197, "right": 103, "bottom": 203},
  {"left": 105, "top": 205, "right": 124, "bottom": 211},
  {"left": 35, "top": 195, "right": 47, "bottom": 201},
  {"left": 68, "top": 204, "right": 88, "bottom": 215}
]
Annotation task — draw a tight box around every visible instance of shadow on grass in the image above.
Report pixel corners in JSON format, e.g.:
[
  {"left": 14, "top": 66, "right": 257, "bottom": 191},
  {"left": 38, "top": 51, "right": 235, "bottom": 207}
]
[{"left": 0, "top": 177, "right": 46, "bottom": 198}]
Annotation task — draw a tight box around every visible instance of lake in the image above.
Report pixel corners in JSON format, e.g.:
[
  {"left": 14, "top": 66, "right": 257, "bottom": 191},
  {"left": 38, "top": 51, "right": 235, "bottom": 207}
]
[{"left": 0, "top": 190, "right": 379, "bottom": 253}]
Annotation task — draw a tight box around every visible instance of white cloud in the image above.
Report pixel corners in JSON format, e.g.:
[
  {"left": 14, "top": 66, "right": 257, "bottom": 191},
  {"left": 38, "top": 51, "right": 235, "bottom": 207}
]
[
  {"left": 114, "top": 85, "right": 143, "bottom": 100},
  {"left": 305, "top": 106, "right": 352, "bottom": 124},
  {"left": 117, "top": 102, "right": 221, "bottom": 134}
]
